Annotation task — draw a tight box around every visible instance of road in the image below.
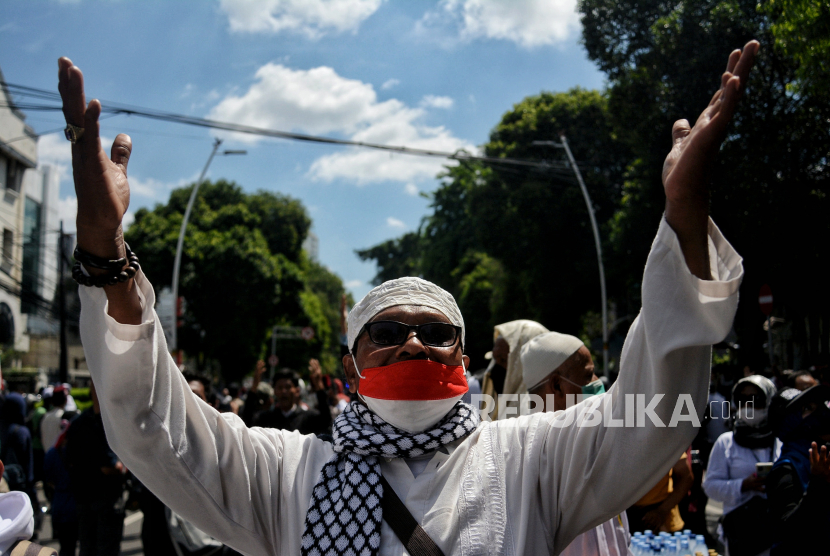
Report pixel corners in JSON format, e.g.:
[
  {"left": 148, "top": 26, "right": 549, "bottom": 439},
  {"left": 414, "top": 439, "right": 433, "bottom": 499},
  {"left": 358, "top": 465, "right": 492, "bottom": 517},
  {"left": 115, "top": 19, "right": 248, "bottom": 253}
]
[{"left": 37, "top": 499, "right": 144, "bottom": 556}]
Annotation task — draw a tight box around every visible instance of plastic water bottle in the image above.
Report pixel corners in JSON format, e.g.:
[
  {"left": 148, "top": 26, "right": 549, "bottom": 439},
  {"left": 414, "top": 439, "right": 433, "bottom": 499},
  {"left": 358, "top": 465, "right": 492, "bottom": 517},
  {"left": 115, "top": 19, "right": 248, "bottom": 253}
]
[
  {"left": 694, "top": 535, "right": 707, "bottom": 553},
  {"left": 683, "top": 529, "right": 692, "bottom": 536},
  {"left": 679, "top": 539, "right": 691, "bottom": 556},
  {"left": 644, "top": 529, "right": 654, "bottom": 539}
]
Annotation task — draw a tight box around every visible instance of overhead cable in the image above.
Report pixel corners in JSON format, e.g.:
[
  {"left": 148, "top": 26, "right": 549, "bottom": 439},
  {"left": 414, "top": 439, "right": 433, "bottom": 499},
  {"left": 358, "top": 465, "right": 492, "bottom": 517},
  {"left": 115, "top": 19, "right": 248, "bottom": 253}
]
[{"left": 2, "top": 82, "right": 575, "bottom": 174}]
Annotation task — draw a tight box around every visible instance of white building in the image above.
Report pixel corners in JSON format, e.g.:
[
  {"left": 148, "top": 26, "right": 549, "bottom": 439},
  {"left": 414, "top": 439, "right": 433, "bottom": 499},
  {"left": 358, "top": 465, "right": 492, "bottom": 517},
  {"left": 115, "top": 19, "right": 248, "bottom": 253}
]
[
  {"left": 0, "top": 69, "right": 37, "bottom": 352},
  {"left": 0, "top": 68, "right": 62, "bottom": 360}
]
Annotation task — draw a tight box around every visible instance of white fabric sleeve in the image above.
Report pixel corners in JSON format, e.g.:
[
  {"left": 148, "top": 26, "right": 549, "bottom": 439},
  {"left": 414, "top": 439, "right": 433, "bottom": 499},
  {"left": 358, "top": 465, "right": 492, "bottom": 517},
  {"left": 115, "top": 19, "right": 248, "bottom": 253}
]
[
  {"left": 702, "top": 433, "right": 745, "bottom": 507},
  {"left": 78, "top": 271, "right": 332, "bottom": 555},
  {"left": 533, "top": 217, "right": 743, "bottom": 553}
]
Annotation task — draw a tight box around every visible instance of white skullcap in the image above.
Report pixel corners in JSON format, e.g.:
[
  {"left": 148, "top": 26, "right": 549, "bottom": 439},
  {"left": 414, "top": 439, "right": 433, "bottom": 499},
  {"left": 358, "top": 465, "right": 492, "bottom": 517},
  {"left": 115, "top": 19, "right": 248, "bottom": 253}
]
[
  {"left": 347, "top": 277, "right": 464, "bottom": 352},
  {"left": 520, "top": 331, "right": 585, "bottom": 391}
]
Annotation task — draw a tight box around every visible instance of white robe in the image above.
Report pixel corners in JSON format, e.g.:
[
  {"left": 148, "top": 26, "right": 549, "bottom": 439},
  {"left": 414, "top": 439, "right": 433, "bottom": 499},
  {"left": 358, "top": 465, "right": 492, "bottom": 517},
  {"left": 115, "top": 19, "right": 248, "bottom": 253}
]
[{"left": 80, "top": 217, "right": 742, "bottom": 555}]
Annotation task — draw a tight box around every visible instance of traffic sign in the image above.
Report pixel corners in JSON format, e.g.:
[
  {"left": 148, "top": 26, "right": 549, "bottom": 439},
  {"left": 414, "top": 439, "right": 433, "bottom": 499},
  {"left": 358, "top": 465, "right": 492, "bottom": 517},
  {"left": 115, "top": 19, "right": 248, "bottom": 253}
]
[
  {"left": 759, "top": 284, "right": 773, "bottom": 316},
  {"left": 268, "top": 354, "right": 279, "bottom": 367},
  {"left": 301, "top": 326, "right": 315, "bottom": 341}
]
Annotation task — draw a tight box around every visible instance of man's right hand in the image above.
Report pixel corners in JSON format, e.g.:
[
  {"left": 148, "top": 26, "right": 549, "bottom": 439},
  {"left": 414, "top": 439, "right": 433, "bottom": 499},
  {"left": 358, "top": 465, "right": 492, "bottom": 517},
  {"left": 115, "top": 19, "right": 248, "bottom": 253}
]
[
  {"left": 59, "top": 57, "right": 132, "bottom": 259},
  {"left": 59, "top": 57, "right": 142, "bottom": 324}
]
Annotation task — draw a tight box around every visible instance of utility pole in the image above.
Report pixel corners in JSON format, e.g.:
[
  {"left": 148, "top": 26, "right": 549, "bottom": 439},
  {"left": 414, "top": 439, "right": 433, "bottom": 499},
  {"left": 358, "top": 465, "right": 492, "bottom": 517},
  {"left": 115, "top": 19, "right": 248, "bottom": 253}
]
[
  {"left": 532, "top": 136, "right": 609, "bottom": 376},
  {"left": 170, "top": 139, "right": 246, "bottom": 356},
  {"left": 58, "top": 220, "right": 68, "bottom": 384}
]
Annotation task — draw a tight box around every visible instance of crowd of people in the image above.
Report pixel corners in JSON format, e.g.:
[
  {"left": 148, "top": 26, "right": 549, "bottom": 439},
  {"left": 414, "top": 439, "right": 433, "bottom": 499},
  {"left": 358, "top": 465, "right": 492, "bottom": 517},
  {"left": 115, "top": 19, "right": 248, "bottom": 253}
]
[
  {"left": 3, "top": 325, "right": 824, "bottom": 556},
  {"left": 9, "top": 41, "right": 820, "bottom": 556}
]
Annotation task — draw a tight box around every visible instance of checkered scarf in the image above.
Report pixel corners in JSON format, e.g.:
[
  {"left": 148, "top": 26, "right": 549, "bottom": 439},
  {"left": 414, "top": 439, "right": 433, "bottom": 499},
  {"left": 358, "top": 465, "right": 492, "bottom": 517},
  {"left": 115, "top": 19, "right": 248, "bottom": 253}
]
[{"left": 301, "top": 401, "right": 480, "bottom": 556}]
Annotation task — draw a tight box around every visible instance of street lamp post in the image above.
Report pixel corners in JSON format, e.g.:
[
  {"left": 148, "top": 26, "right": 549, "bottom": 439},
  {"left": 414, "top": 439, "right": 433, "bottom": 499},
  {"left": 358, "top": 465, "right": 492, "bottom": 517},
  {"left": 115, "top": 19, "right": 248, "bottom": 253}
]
[
  {"left": 532, "top": 136, "right": 609, "bottom": 376},
  {"left": 170, "top": 138, "right": 246, "bottom": 354}
]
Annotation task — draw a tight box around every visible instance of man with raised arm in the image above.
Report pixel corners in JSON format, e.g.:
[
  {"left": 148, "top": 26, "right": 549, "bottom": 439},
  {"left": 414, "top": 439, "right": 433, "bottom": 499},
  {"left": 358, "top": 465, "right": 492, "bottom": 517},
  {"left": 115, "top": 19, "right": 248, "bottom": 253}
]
[{"left": 59, "top": 41, "right": 757, "bottom": 556}]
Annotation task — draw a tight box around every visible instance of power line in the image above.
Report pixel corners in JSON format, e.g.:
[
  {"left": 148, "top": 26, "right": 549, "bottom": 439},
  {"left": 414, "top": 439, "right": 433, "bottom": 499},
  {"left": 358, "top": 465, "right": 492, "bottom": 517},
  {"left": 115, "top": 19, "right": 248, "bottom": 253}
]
[{"left": 1, "top": 82, "right": 575, "bottom": 172}]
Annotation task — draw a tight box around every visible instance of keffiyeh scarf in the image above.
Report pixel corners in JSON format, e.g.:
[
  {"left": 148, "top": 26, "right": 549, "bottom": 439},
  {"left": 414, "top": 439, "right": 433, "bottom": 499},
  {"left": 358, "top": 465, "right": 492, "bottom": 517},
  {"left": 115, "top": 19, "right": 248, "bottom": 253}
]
[{"left": 301, "top": 401, "right": 480, "bottom": 556}]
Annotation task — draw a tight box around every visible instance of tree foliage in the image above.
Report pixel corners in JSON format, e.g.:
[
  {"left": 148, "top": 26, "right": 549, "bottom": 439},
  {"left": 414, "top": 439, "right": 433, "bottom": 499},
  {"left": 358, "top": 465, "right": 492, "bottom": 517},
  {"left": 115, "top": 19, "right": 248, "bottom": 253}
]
[
  {"left": 763, "top": 0, "right": 830, "bottom": 97},
  {"left": 360, "top": 1, "right": 830, "bottom": 371},
  {"left": 579, "top": 0, "right": 830, "bottom": 369},
  {"left": 359, "top": 89, "right": 633, "bottom": 369},
  {"left": 126, "top": 180, "right": 349, "bottom": 381}
]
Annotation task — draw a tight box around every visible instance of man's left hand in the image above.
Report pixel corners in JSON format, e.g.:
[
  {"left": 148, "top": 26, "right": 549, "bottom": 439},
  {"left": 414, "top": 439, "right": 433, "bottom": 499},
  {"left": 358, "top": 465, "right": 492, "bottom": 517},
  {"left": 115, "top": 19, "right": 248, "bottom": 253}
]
[{"left": 663, "top": 40, "right": 759, "bottom": 279}]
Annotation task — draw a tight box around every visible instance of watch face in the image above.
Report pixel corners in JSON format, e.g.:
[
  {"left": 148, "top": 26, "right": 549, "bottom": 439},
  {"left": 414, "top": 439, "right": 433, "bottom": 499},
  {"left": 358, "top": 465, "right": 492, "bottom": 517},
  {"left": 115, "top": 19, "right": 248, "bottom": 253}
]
[{"left": 64, "top": 126, "right": 74, "bottom": 142}]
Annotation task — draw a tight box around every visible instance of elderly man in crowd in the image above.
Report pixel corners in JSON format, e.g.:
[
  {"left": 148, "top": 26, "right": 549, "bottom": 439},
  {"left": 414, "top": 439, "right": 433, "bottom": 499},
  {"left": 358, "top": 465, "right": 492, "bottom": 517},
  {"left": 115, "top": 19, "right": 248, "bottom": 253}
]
[
  {"left": 479, "top": 320, "right": 548, "bottom": 420},
  {"left": 58, "top": 39, "right": 756, "bottom": 555},
  {"left": 521, "top": 331, "right": 631, "bottom": 556}
]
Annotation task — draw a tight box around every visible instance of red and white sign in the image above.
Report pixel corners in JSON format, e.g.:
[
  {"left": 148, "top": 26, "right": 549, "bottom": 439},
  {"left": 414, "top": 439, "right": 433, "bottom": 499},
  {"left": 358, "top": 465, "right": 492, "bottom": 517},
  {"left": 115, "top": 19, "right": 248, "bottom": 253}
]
[
  {"left": 268, "top": 354, "right": 279, "bottom": 367},
  {"left": 759, "top": 284, "right": 773, "bottom": 316},
  {"left": 301, "top": 326, "right": 315, "bottom": 341}
]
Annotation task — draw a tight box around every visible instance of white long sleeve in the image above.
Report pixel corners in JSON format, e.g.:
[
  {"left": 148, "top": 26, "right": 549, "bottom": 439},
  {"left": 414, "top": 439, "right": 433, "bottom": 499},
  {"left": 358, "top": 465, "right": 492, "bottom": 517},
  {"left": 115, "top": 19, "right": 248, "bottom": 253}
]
[{"left": 80, "top": 216, "right": 742, "bottom": 556}]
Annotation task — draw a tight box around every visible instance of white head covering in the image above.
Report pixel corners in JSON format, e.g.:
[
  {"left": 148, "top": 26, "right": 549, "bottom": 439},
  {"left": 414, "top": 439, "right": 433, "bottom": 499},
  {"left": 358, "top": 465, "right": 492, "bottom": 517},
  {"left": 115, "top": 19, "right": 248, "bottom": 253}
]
[
  {"left": 347, "top": 277, "right": 464, "bottom": 352},
  {"left": 493, "top": 320, "right": 549, "bottom": 396},
  {"left": 0, "top": 491, "right": 34, "bottom": 555},
  {"left": 520, "top": 331, "right": 585, "bottom": 391}
]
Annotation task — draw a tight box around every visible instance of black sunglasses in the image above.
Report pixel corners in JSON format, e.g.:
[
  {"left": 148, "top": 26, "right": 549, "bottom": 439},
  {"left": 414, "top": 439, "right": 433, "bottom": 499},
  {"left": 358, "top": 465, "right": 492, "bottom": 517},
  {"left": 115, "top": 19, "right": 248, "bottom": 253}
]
[{"left": 360, "top": 321, "right": 461, "bottom": 349}]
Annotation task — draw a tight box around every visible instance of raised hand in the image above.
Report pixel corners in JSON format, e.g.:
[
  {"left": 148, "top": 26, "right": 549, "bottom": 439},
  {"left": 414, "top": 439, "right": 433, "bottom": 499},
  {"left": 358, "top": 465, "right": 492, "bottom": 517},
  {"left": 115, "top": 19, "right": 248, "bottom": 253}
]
[
  {"left": 59, "top": 57, "right": 142, "bottom": 323},
  {"left": 810, "top": 441, "right": 830, "bottom": 483},
  {"left": 58, "top": 57, "right": 132, "bottom": 257},
  {"left": 308, "top": 359, "right": 324, "bottom": 391},
  {"left": 662, "top": 40, "right": 759, "bottom": 279}
]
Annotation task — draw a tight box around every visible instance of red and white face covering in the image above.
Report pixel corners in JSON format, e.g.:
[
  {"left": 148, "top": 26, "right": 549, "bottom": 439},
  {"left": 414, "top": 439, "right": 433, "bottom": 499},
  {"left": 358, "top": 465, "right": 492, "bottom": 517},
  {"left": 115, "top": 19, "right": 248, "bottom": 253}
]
[{"left": 355, "top": 358, "right": 469, "bottom": 433}]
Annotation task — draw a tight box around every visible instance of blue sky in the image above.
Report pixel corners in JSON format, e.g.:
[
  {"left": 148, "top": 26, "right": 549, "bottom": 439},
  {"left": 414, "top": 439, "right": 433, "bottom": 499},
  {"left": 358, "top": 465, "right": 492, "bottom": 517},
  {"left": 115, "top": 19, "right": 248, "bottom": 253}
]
[{"left": 1, "top": 0, "right": 604, "bottom": 299}]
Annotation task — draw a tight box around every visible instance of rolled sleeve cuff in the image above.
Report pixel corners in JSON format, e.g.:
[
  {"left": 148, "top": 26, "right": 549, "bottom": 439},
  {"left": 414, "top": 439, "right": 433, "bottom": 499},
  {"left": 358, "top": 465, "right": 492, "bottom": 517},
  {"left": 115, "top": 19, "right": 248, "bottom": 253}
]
[
  {"left": 79, "top": 269, "right": 158, "bottom": 343},
  {"left": 657, "top": 216, "right": 743, "bottom": 298}
]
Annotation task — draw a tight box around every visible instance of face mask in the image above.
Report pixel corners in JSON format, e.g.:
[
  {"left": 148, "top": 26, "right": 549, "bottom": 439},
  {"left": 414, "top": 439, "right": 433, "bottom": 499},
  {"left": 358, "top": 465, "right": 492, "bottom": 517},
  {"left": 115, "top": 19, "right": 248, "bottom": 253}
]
[
  {"left": 736, "top": 407, "right": 768, "bottom": 428},
  {"left": 560, "top": 375, "right": 606, "bottom": 398},
  {"left": 354, "top": 358, "right": 468, "bottom": 433}
]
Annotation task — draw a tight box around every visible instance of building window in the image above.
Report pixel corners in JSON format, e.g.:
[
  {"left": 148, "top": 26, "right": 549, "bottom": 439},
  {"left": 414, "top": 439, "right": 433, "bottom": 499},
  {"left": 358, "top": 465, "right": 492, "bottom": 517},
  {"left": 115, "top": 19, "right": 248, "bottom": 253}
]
[
  {"left": 4, "top": 158, "right": 21, "bottom": 192},
  {"left": 22, "top": 197, "right": 43, "bottom": 313},
  {"left": 0, "top": 302, "right": 14, "bottom": 346},
  {"left": 2, "top": 229, "right": 13, "bottom": 266}
]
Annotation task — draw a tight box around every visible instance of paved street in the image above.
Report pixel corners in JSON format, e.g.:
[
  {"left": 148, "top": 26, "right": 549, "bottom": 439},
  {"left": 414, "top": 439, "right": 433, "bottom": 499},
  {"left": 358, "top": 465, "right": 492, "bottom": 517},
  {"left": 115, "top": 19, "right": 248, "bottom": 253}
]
[
  {"left": 38, "top": 508, "right": 144, "bottom": 556},
  {"left": 35, "top": 482, "right": 144, "bottom": 556}
]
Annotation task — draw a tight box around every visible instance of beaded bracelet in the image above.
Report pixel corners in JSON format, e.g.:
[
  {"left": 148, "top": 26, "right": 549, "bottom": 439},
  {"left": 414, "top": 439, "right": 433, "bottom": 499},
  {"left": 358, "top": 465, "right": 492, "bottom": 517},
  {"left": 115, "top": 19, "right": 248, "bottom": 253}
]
[{"left": 72, "top": 244, "right": 141, "bottom": 287}]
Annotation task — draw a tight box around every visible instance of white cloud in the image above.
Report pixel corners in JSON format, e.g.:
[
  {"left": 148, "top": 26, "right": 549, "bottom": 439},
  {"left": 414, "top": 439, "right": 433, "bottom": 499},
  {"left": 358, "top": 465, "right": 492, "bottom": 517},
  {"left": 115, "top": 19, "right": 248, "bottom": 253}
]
[
  {"left": 404, "top": 183, "right": 419, "bottom": 196},
  {"left": 129, "top": 175, "right": 179, "bottom": 201},
  {"left": 381, "top": 78, "right": 400, "bottom": 90},
  {"left": 344, "top": 279, "right": 362, "bottom": 289},
  {"left": 122, "top": 210, "right": 135, "bottom": 230},
  {"left": 38, "top": 133, "right": 116, "bottom": 165},
  {"left": 37, "top": 133, "right": 72, "bottom": 165},
  {"left": 208, "top": 63, "right": 474, "bottom": 184},
  {"left": 56, "top": 196, "right": 77, "bottom": 232},
  {"left": 219, "top": 0, "right": 383, "bottom": 38},
  {"left": 421, "top": 0, "right": 579, "bottom": 48},
  {"left": 54, "top": 197, "right": 134, "bottom": 233},
  {"left": 386, "top": 217, "right": 405, "bottom": 229},
  {"left": 420, "top": 95, "right": 454, "bottom": 109}
]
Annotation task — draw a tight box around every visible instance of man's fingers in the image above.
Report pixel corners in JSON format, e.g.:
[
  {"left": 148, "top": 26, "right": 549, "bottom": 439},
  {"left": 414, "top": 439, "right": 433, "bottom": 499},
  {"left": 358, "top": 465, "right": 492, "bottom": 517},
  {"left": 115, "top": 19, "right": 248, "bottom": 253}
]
[
  {"left": 82, "top": 99, "right": 102, "bottom": 148},
  {"left": 111, "top": 133, "right": 133, "bottom": 174},
  {"left": 732, "top": 40, "right": 760, "bottom": 91},
  {"left": 716, "top": 76, "right": 741, "bottom": 121},
  {"left": 720, "top": 71, "right": 733, "bottom": 91},
  {"left": 58, "top": 58, "right": 87, "bottom": 127},
  {"left": 725, "top": 49, "right": 741, "bottom": 76},
  {"left": 671, "top": 119, "right": 691, "bottom": 145}
]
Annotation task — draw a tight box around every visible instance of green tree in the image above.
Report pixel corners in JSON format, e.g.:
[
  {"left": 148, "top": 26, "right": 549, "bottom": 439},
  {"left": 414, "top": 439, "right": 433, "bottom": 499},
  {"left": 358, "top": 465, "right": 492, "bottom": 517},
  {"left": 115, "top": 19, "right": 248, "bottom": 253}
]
[
  {"left": 359, "top": 89, "right": 632, "bottom": 369},
  {"left": 126, "top": 180, "right": 348, "bottom": 381},
  {"left": 764, "top": 0, "right": 830, "bottom": 97},
  {"left": 579, "top": 0, "right": 830, "bottom": 368}
]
